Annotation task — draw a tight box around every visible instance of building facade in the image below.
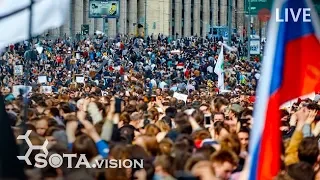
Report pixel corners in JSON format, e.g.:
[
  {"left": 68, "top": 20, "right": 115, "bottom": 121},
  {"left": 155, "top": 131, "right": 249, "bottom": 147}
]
[{"left": 49, "top": 0, "right": 255, "bottom": 38}]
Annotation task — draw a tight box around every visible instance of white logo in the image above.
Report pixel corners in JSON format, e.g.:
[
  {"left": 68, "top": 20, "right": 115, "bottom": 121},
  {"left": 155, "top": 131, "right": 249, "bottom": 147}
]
[
  {"left": 17, "top": 130, "right": 144, "bottom": 169},
  {"left": 17, "top": 130, "right": 49, "bottom": 165},
  {"left": 275, "top": 8, "right": 311, "bottom": 22}
]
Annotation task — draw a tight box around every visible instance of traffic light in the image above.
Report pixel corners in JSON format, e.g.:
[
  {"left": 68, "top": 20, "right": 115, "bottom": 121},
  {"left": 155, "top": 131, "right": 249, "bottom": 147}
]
[{"left": 81, "top": 24, "right": 89, "bottom": 35}]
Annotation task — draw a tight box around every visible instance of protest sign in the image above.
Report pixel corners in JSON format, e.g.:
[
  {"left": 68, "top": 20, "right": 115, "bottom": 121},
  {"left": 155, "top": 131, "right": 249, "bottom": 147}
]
[
  {"left": 173, "top": 92, "right": 188, "bottom": 102},
  {"left": 76, "top": 75, "right": 85, "bottom": 83},
  {"left": 41, "top": 86, "right": 52, "bottom": 94},
  {"left": 12, "top": 85, "right": 32, "bottom": 97},
  {"left": 38, "top": 75, "right": 47, "bottom": 84}
]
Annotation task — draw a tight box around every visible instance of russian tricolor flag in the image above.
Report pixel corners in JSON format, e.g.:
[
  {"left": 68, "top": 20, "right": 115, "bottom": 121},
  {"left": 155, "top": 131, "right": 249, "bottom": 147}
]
[{"left": 248, "top": 0, "right": 320, "bottom": 179}]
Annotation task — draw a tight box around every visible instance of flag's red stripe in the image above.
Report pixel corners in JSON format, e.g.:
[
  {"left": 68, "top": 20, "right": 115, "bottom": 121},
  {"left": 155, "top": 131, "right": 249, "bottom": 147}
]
[
  {"left": 257, "top": 93, "right": 281, "bottom": 180},
  {"left": 278, "top": 34, "right": 320, "bottom": 103},
  {"left": 256, "top": 34, "right": 320, "bottom": 179}
]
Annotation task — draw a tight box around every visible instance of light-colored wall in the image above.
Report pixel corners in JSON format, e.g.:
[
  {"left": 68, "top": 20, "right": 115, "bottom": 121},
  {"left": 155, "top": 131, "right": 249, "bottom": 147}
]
[
  {"left": 220, "top": 0, "right": 228, "bottom": 26},
  {"left": 119, "top": 0, "right": 127, "bottom": 35},
  {"left": 174, "top": 0, "right": 182, "bottom": 38},
  {"left": 212, "top": 0, "right": 219, "bottom": 26},
  {"left": 202, "top": 0, "right": 210, "bottom": 37},
  {"left": 143, "top": 0, "right": 171, "bottom": 37},
  {"left": 108, "top": 18, "right": 117, "bottom": 38},
  {"left": 184, "top": 0, "right": 191, "bottom": 36},
  {"left": 193, "top": 0, "right": 201, "bottom": 36},
  {"left": 128, "top": 0, "right": 138, "bottom": 36},
  {"left": 50, "top": 0, "right": 251, "bottom": 38}
]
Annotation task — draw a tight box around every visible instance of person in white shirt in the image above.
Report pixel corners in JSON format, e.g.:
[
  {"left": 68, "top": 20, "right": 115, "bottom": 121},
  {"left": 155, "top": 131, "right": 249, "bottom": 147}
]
[{"left": 158, "top": 81, "right": 168, "bottom": 90}]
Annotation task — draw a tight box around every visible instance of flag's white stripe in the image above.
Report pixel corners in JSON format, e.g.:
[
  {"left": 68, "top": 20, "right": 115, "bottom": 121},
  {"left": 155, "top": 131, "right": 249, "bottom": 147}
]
[
  {"left": 248, "top": 0, "right": 285, "bottom": 174},
  {"left": 306, "top": 0, "right": 320, "bottom": 40}
]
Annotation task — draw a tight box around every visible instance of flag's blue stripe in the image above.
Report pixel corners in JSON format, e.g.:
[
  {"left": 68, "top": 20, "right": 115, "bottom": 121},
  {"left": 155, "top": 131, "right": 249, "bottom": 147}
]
[
  {"left": 270, "top": 0, "right": 315, "bottom": 94},
  {"left": 249, "top": 137, "right": 262, "bottom": 180}
]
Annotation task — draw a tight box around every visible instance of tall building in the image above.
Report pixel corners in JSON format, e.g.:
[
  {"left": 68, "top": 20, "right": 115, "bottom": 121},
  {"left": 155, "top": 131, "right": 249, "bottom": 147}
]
[{"left": 47, "top": 0, "right": 262, "bottom": 38}]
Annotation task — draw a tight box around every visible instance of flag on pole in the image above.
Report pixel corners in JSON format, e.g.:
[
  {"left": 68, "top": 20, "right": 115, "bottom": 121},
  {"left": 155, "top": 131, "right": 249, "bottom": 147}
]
[
  {"left": 218, "top": 41, "right": 237, "bottom": 52},
  {"left": 0, "top": 0, "right": 70, "bottom": 49},
  {"left": 214, "top": 45, "right": 224, "bottom": 91},
  {"left": 248, "top": 0, "right": 320, "bottom": 179}
]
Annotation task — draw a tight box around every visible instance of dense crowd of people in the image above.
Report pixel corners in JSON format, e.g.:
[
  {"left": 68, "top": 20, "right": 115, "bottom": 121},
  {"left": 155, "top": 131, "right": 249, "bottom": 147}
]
[{"left": 0, "top": 33, "right": 320, "bottom": 180}]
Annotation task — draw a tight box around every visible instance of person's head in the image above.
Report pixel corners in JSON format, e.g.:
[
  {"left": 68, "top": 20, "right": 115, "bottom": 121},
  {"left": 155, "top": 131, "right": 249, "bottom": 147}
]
[
  {"left": 159, "top": 138, "right": 173, "bottom": 155},
  {"left": 144, "top": 124, "right": 160, "bottom": 136},
  {"left": 59, "top": 103, "right": 72, "bottom": 118},
  {"left": 105, "top": 144, "right": 131, "bottom": 180},
  {"left": 35, "top": 116, "right": 51, "bottom": 136},
  {"left": 287, "top": 162, "right": 315, "bottom": 180},
  {"left": 119, "top": 112, "right": 131, "bottom": 127},
  {"left": 84, "top": 86, "right": 91, "bottom": 93},
  {"left": 184, "top": 153, "right": 208, "bottom": 171},
  {"left": 298, "top": 137, "right": 319, "bottom": 166},
  {"left": 72, "top": 134, "right": 98, "bottom": 161},
  {"left": 238, "top": 127, "right": 250, "bottom": 152},
  {"left": 241, "top": 108, "right": 253, "bottom": 125},
  {"left": 130, "top": 112, "right": 143, "bottom": 129},
  {"left": 213, "top": 121, "right": 230, "bottom": 141},
  {"left": 44, "top": 127, "right": 68, "bottom": 148},
  {"left": 49, "top": 107, "right": 60, "bottom": 117},
  {"left": 210, "top": 150, "right": 239, "bottom": 180},
  {"left": 134, "top": 135, "right": 159, "bottom": 157},
  {"left": 192, "top": 129, "right": 211, "bottom": 141},
  {"left": 213, "top": 112, "right": 225, "bottom": 122},
  {"left": 165, "top": 107, "right": 177, "bottom": 119},
  {"left": 211, "top": 97, "right": 229, "bottom": 113},
  {"left": 155, "top": 119, "right": 170, "bottom": 132},
  {"left": 154, "top": 155, "right": 175, "bottom": 177},
  {"left": 5, "top": 102, "right": 15, "bottom": 113},
  {"left": 220, "top": 134, "right": 241, "bottom": 156},
  {"left": 148, "top": 107, "right": 159, "bottom": 123},
  {"left": 228, "top": 104, "right": 243, "bottom": 120},
  {"left": 280, "top": 109, "right": 290, "bottom": 121},
  {"left": 36, "top": 100, "right": 47, "bottom": 115}
]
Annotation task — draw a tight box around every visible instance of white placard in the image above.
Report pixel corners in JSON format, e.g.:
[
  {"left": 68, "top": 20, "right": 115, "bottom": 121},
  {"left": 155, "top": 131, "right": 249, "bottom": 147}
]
[
  {"left": 173, "top": 92, "right": 188, "bottom": 102},
  {"left": 41, "top": 86, "right": 52, "bottom": 94},
  {"left": 12, "top": 85, "right": 32, "bottom": 97},
  {"left": 14, "top": 65, "right": 23, "bottom": 75},
  {"left": 250, "top": 39, "right": 260, "bottom": 55},
  {"left": 38, "top": 75, "right": 47, "bottom": 84},
  {"left": 76, "top": 76, "right": 85, "bottom": 83},
  {"left": 76, "top": 52, "right": 81, "bottom": 60}
]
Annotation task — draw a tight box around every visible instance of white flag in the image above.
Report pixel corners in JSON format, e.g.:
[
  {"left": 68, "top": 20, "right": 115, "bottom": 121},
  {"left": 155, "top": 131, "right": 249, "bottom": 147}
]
[
  {"left": 214, "top": 46, "right": 224, "bottom": 91},
  {"left": 218, "top": 41, "right": 237, "bottom": 52},
  {"left": 0, "top": 0, "right": 70, "bottom": 49}
]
